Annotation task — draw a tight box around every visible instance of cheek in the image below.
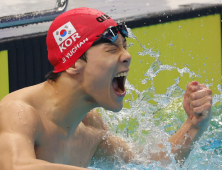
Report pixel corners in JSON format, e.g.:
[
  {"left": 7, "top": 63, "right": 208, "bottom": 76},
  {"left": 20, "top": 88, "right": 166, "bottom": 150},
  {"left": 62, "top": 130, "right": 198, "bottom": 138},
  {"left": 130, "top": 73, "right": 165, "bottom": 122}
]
[
  {"left": 84, "top": 62, "right": 107, "bottom": 83},
  {"left": 87, "top": 59, "right": 116, "bottom": 76},
  {"left": 84, "top": 63, "right": 115, "bottom": 91}
]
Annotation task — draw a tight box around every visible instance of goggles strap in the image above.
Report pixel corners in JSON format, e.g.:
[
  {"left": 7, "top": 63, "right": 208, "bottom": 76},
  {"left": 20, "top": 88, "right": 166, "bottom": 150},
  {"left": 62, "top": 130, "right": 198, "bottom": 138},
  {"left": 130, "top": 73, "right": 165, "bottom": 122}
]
[{"left": 110, "top": 29, "right": 116, "bottom": 36}]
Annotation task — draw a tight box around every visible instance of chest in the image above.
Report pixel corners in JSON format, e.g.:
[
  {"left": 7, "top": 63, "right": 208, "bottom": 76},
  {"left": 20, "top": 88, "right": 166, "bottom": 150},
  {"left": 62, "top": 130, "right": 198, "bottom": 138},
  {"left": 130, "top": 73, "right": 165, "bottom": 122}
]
[{"left": 35, "top": 125, "right": 103, "bottom": 167}]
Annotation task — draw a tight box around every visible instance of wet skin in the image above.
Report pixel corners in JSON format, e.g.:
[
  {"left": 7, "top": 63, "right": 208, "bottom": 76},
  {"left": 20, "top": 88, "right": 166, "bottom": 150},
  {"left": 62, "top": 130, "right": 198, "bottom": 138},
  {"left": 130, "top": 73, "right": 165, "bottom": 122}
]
[
  {"left": 0, "top": 34, "right": 212, "bottom": 169},
  {"left": 0, "top": 35, "right": 132, "bottom": 169}
]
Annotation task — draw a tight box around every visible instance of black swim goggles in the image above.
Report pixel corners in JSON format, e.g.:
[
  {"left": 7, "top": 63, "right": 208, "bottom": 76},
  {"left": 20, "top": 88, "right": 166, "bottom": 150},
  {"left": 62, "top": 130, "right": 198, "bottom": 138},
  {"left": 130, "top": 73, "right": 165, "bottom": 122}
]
[{"left": 93, "top": 22, "right": 128, "bottom": 45}]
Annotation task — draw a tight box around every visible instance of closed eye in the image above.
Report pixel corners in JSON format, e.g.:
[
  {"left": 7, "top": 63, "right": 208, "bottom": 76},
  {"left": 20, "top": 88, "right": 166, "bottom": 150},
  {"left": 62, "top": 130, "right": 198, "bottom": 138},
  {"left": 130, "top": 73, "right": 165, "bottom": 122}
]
[{"left": 106, "top": 49, "right": 117, "bottom": 53}]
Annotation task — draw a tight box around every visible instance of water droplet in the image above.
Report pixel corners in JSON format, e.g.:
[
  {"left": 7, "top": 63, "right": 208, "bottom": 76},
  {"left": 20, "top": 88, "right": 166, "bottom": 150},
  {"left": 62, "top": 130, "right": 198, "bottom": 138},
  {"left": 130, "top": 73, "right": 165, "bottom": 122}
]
[{"left": 128, "top": 43, "right": 134, "bottom": 48}]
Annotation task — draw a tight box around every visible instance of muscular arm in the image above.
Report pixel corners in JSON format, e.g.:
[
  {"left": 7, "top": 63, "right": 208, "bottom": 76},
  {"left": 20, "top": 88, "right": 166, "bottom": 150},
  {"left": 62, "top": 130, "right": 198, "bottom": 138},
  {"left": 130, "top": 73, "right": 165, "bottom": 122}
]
[
  {"left": 0, "top": 101, "right": 88, "bottom": 170},
  {"left": 167, "top": 81, "right": 212, "bottom": 162},
  {"left": 167, "top": 119, "right": 205, "bottom": 162},
  {"left": 141, "top": 82, "right": 212, "bottom": 165}
]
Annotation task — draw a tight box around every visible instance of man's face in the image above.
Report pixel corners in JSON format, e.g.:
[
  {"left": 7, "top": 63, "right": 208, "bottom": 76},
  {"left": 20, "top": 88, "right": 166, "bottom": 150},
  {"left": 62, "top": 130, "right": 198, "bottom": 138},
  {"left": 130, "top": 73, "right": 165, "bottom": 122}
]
[{"left": 81, "top": 34, "right": 131, "bottom": 112}]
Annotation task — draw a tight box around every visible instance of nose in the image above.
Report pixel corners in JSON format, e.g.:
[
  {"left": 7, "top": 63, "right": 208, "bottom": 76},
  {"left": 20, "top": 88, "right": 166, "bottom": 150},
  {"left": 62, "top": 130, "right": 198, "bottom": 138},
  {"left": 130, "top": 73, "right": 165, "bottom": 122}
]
[{"left": 120, "top": 49, "right": 131, "bottom": 67}]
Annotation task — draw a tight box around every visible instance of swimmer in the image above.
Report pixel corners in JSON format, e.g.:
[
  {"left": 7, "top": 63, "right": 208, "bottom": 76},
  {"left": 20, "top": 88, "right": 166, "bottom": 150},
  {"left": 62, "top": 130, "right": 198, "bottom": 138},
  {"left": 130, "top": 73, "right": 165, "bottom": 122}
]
[{"left": 0, "top": 7, "right": 212, "bottom": 169}]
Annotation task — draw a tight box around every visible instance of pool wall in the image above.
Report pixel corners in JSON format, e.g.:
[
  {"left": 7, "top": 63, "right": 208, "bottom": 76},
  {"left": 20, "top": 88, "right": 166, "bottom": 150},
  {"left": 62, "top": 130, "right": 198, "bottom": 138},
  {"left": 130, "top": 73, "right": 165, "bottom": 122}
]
[{"left": 0, "top": 4, "right": 222, "bottom": 102}]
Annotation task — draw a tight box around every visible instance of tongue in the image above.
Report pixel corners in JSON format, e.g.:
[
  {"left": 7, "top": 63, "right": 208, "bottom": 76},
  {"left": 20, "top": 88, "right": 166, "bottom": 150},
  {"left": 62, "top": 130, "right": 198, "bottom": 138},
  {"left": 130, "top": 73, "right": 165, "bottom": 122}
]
[
  {"left": 112, "top": 77, "right": 124, "bottom": 93},
  {"left": 112, "top": 78, "right": 118, "bottom": 91}
]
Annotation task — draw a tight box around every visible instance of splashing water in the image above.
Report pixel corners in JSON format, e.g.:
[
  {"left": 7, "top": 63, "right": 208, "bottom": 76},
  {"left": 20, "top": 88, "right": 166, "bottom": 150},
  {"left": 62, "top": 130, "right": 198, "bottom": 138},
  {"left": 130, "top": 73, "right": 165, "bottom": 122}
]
[{"left": 89, "top": 28, "right": 222, "bottom": 169}]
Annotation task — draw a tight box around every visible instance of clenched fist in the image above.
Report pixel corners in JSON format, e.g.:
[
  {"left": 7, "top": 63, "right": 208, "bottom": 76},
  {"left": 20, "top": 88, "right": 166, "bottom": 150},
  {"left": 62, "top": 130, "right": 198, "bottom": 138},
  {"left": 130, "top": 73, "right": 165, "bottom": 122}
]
[{"left": 183, "top": 81, "right": 212, "bottom": 129}]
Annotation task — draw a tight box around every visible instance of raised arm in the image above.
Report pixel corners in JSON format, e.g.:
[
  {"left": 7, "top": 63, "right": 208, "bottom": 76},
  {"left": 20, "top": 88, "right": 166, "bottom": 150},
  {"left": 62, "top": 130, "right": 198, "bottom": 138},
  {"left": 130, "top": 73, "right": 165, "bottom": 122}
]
[
  {"left": 149, "top": 81, "right": 212, "bottom": 164},
  {"left": 0, "top": 101, "right": 88, "bottom": 170},
  {"left": 167, "top": 81, "right": 212, "bottom": 162}
]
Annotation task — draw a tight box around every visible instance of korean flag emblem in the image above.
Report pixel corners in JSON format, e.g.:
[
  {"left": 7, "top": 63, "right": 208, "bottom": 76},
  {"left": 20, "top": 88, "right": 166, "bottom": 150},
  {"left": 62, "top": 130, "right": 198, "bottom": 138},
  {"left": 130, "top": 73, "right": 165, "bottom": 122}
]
[{"left": 53, "top": 21, "right": 77, "bottom": 45}]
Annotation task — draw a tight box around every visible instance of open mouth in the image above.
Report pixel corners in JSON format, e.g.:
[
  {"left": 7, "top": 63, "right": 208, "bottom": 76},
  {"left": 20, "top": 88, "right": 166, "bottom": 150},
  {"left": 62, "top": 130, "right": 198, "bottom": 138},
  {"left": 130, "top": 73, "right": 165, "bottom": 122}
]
[{"left": 112, "top": 72, "right": 128, "bottom": 95}]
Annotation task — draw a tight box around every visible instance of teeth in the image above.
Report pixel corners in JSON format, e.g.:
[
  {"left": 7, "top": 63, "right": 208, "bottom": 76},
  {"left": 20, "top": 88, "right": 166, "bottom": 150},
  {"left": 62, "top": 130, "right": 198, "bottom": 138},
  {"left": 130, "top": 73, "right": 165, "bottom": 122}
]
[{"left": 115, "top": 72, "right": 128, "bottom": 78}]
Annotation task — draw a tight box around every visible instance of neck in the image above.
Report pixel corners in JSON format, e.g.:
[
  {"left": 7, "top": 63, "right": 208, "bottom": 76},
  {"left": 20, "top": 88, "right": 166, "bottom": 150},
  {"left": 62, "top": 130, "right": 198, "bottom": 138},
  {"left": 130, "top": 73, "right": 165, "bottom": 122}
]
[{"left": 41, "top": 74, "right": 97, "bottom": 133}]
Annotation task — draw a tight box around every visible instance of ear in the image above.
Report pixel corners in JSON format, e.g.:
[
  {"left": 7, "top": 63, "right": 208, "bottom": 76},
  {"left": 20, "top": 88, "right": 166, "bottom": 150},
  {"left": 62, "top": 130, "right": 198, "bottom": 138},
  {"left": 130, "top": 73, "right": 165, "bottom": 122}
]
[{"left": 66, "top": 59, "right": 86, "bottom": 75}]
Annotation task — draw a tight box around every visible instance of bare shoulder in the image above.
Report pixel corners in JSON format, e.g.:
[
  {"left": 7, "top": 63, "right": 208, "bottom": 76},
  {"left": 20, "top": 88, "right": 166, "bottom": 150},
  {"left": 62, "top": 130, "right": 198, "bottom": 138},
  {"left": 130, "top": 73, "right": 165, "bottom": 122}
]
[
  {"left": 0, "top": 99, "right": 43, "bottom": 139},
  {"left": 0, "top": 97, "right": 45, "bottom": 169},
  {"left": 82, "top": 109, "right": 107, "bottom": 131}
]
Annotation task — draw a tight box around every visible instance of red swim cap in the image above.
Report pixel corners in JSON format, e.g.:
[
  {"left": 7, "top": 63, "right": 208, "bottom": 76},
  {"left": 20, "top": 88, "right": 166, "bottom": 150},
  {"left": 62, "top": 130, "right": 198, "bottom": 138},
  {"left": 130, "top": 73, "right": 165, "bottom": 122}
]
[{"left": 47, "top": 7, "right": 117, "bottom": 73}]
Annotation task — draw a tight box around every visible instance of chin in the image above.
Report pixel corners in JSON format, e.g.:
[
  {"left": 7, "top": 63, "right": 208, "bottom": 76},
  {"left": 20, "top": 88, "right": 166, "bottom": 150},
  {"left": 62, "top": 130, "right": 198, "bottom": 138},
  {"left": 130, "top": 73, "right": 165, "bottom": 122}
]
[
  {"left": 104, "top": 103, "right": 123, "bottom": 112},
  {"left": 111, "top": 107, "right": 122, "bottom": 112}
]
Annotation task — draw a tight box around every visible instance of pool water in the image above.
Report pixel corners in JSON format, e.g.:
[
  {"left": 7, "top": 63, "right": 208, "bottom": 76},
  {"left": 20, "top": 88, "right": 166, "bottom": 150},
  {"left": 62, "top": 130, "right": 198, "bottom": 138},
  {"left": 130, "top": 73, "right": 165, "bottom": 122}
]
[{"left": 88, "top": 29, "right": 222, "bottom": 169}]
